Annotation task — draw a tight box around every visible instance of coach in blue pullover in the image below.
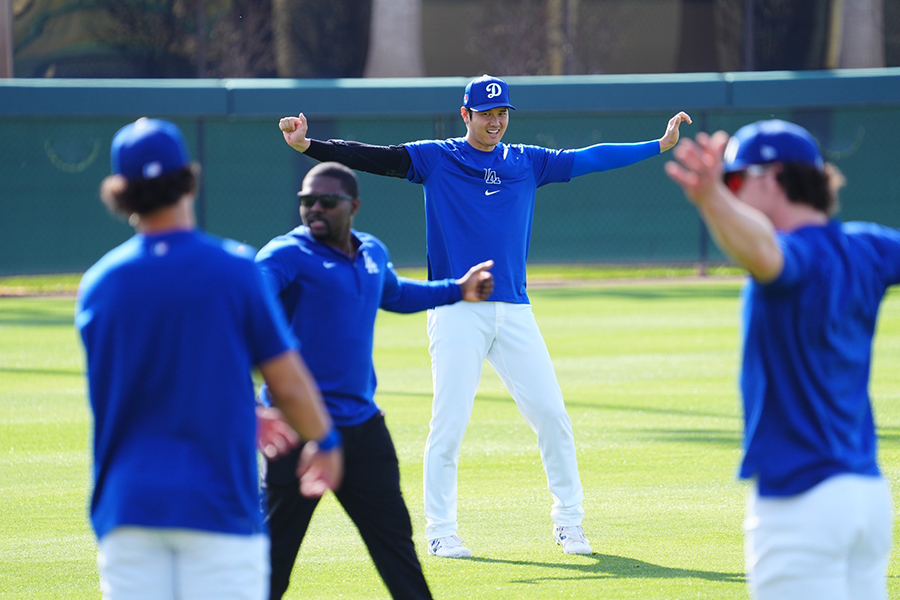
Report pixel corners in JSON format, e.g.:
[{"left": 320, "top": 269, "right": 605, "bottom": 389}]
[{"left": 256, "top": 162, "right": 493, "bottom": 600}]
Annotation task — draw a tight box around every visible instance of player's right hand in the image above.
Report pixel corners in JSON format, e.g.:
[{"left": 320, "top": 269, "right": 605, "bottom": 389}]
[
  {"left": 279, "top": 113, "right": 311, "bottom": 152},
  {"left": 256, "top": 406, "right": 300, "bottom": 459}
]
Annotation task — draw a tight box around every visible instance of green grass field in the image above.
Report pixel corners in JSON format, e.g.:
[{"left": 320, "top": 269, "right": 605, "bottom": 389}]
[{"left": 2, "top": 275, "right": 899, "bottom": 599}]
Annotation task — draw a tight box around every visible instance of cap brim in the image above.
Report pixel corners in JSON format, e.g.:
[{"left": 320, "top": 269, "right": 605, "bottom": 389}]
[
  {"left": 724, "top": 157, "right": 821, "bottom": 173},
  {"left": 722, "top": 159, "right": 753, "bottom": 173},
  {"left": 469, "top": 103, "right": 516, "bottom": 112}
]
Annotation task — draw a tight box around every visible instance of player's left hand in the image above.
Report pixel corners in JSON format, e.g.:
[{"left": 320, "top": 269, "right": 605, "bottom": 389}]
[
  {"left": 297, "top": 443, "right": 343, "bottom": 497},
  {"left": 658, "top": 111, "right": 693, "bottom": 153},
  {"left": 256, "top": 406, "right": 300, "bottom": 459},
  {"left": 458, "top": 259, "right": 495, "bottom": 302}
]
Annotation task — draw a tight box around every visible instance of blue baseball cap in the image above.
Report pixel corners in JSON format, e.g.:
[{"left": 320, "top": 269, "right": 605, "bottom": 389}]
[
  {"left": 111, "top": 118, "right": 190, "bottom": 180},
  {"left": 463, "top": 75, "right": 516, "bottom": 112},
  {"left": 723, "top": 119, "right": 824, "bottom": 173}
]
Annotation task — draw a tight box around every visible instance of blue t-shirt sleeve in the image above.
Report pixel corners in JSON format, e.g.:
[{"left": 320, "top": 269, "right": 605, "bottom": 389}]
[
  {"left": 845, "top": 222, "right": 900, "bottom": 286},
  {"left": 523, "top": 145, "right": 575, "bottom": 187},
  {"left": 759, "top": 232, "right": 810, "bottom": 292},
  {"left": 403, "top": 139, "right": 443, "bottom": 184},
  {"left": 240, "top": 259, "right": 299, "bottom": 366},
  {"left": 570, "top": 140, "right": 661, "bottom": 178}
]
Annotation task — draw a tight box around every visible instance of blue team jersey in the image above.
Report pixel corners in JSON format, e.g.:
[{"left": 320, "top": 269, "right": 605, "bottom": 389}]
[
  {"left": 256, "top": 227, "right": 461, "bottom": 427},
  {"left": 76, "top": 230, "right": 297, "bottom": 539},
  {"left": 404, "top": 138, "right": 575, "bottom": 303},
  {"left": 739, "top": 220, "right": 900, "bottom": 496}
]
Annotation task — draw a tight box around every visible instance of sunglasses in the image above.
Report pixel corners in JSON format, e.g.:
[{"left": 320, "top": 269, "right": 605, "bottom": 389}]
[
  {"left": 723, "top": 164, "right": 768, "bottom": 194},
  {"left": 297, "top": 193, "right": 354, "bottom": 208}
]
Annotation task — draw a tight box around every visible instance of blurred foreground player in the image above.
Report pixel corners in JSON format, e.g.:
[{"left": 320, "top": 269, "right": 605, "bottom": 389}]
[
  {"left": 76, "top": 118, "right": 342, "bottom": 600},
  {"left": 666, "top": 119, "right": 898, "bottom": 600}
]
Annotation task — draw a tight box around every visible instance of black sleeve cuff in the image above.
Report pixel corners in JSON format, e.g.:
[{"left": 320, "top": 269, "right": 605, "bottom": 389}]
[{"left": 304, "top": 139, "right": 337, "bottom": 162}]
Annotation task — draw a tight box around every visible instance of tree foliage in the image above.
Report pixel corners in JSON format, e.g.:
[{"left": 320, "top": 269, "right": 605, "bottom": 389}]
[
  {"left": 88, "top": 0, "right": 276, "bottom": 77},
  {"left": 91, "top": 0, "right": 199, "bottom": 77}
]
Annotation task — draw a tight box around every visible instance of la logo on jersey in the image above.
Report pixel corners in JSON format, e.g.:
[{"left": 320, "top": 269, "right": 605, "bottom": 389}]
[
  {"left": 486, "top": 83, "right": 502, "bottom": 99},
  {"left": 362, "top": 250, "right": 379, "bottom": 274},
  {"left": 483, "top": 168, "right": 501, "bottom": 185}
]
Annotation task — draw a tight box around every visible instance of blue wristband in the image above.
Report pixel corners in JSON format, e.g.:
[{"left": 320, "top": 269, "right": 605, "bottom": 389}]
[{"left": 316, "top": 428, "right": 342, "bottom": 452}]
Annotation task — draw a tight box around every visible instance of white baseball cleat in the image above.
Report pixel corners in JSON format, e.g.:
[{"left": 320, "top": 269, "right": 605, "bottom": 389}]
[
  {"left": 553, "top": 525, "right": 592, "bottom": 555},
  {"left": 428, "top": 535, "right": 473, "bottom": 558}
]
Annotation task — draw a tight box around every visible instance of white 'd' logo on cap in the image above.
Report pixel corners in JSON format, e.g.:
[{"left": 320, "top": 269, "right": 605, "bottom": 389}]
[
  {"left": 486, "top": 83, "right": 502, "bottom": 98},
  {"left": 143, "top": 161, "right": 163, "bottom": 178},
  {"left": 760, "top": 145, "right": 778, "bottom": 161}
]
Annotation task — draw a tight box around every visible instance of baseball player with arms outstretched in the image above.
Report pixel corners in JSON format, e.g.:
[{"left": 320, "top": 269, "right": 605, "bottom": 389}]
[{"left": 279, "top": 75, "right": 691, "bottom": 558}]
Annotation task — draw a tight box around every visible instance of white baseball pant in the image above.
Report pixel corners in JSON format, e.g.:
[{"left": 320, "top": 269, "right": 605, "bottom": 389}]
[
  {"left": 423, "top": 301, "right": 584, "bottom": 540},
  {"left": 744, "top": 473, "right": 892, "bottom": 600},
  {"left": 97, "top": 527, "right": 269, "bottom": 600}
]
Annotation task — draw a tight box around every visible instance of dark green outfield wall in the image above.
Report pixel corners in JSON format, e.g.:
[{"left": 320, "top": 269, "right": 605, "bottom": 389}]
[{"left": 2, "top": 70, "right": 899, "bottom": 275}]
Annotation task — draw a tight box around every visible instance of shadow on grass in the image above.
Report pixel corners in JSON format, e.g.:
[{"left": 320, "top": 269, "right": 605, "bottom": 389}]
[
  {"left": 0, "top": 302, "right": 77, "bottom": 326},
  {"left": 379, "top": 391, "right": 742, "bottom": 424},
  {"left": 0, "top": 366, "right": 82, "bottom": 377},
  {"left": 639, "top": 427, "right": 742, "bottom": 447},
  {"left": 584, "top": 401, "right": 739, "bottom": 422},
  {"left": 532, "top": 285, "right": 742, "bottom": 302},
  {"left": 465, "top": 552, "right": 744, "bottom": 584},
  {"left": 875, "top": 426, "right": 900, "bottom": 442}
]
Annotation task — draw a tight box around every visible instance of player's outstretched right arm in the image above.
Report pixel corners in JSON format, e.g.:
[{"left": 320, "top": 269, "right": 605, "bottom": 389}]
[
  {"left": 278, "top": 113, "right": 411, "bottom": 178},
  {"left": 279, "top": 113, "right": 311, "bottom": 153}
]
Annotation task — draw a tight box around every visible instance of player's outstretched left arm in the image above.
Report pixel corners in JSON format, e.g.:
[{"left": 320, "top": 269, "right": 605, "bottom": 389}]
[
  {"left": 658, "top": 112, "right": 693, "bottom": 153},
  {"left": 569, "top": 112, "right": 693, "bottom": 178},
  {"left": 457, "top": 260, "right": 495, "bottom": 302}
]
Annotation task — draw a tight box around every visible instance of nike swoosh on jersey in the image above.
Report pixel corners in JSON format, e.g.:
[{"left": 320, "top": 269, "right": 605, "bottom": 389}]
[
  {"left": 323, "top": 261, "right": 336, "bottom": 268},
  {"left": 484, "top": 190, "right": 500, "bottom": 196}
]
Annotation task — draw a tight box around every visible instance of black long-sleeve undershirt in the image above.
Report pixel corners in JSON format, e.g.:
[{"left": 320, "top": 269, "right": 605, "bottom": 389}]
[{"left": 304, "top": 139, "right": 412, "bottom": 179}]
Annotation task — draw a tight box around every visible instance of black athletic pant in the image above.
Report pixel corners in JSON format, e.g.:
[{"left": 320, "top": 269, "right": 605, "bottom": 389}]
[{"left": 265, "top": 412, "right": 432, "bottom": 600}]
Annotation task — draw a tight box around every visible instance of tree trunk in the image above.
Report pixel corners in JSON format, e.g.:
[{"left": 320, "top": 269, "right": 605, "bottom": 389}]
[
  {"left": 838, "top": 0, "right": 885, "bottom": 68},
  {"left": 364, "top": 0, "right": 424, "bottom": 77},
  {"left": 676, "top": 0, "right": 719, "bottom": 72},
  {"left": 0, "top": 0, "right": 11, "bottom": 77},
  {"left": 547, "top": 0, "right": 578, "bottom": 75}
]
